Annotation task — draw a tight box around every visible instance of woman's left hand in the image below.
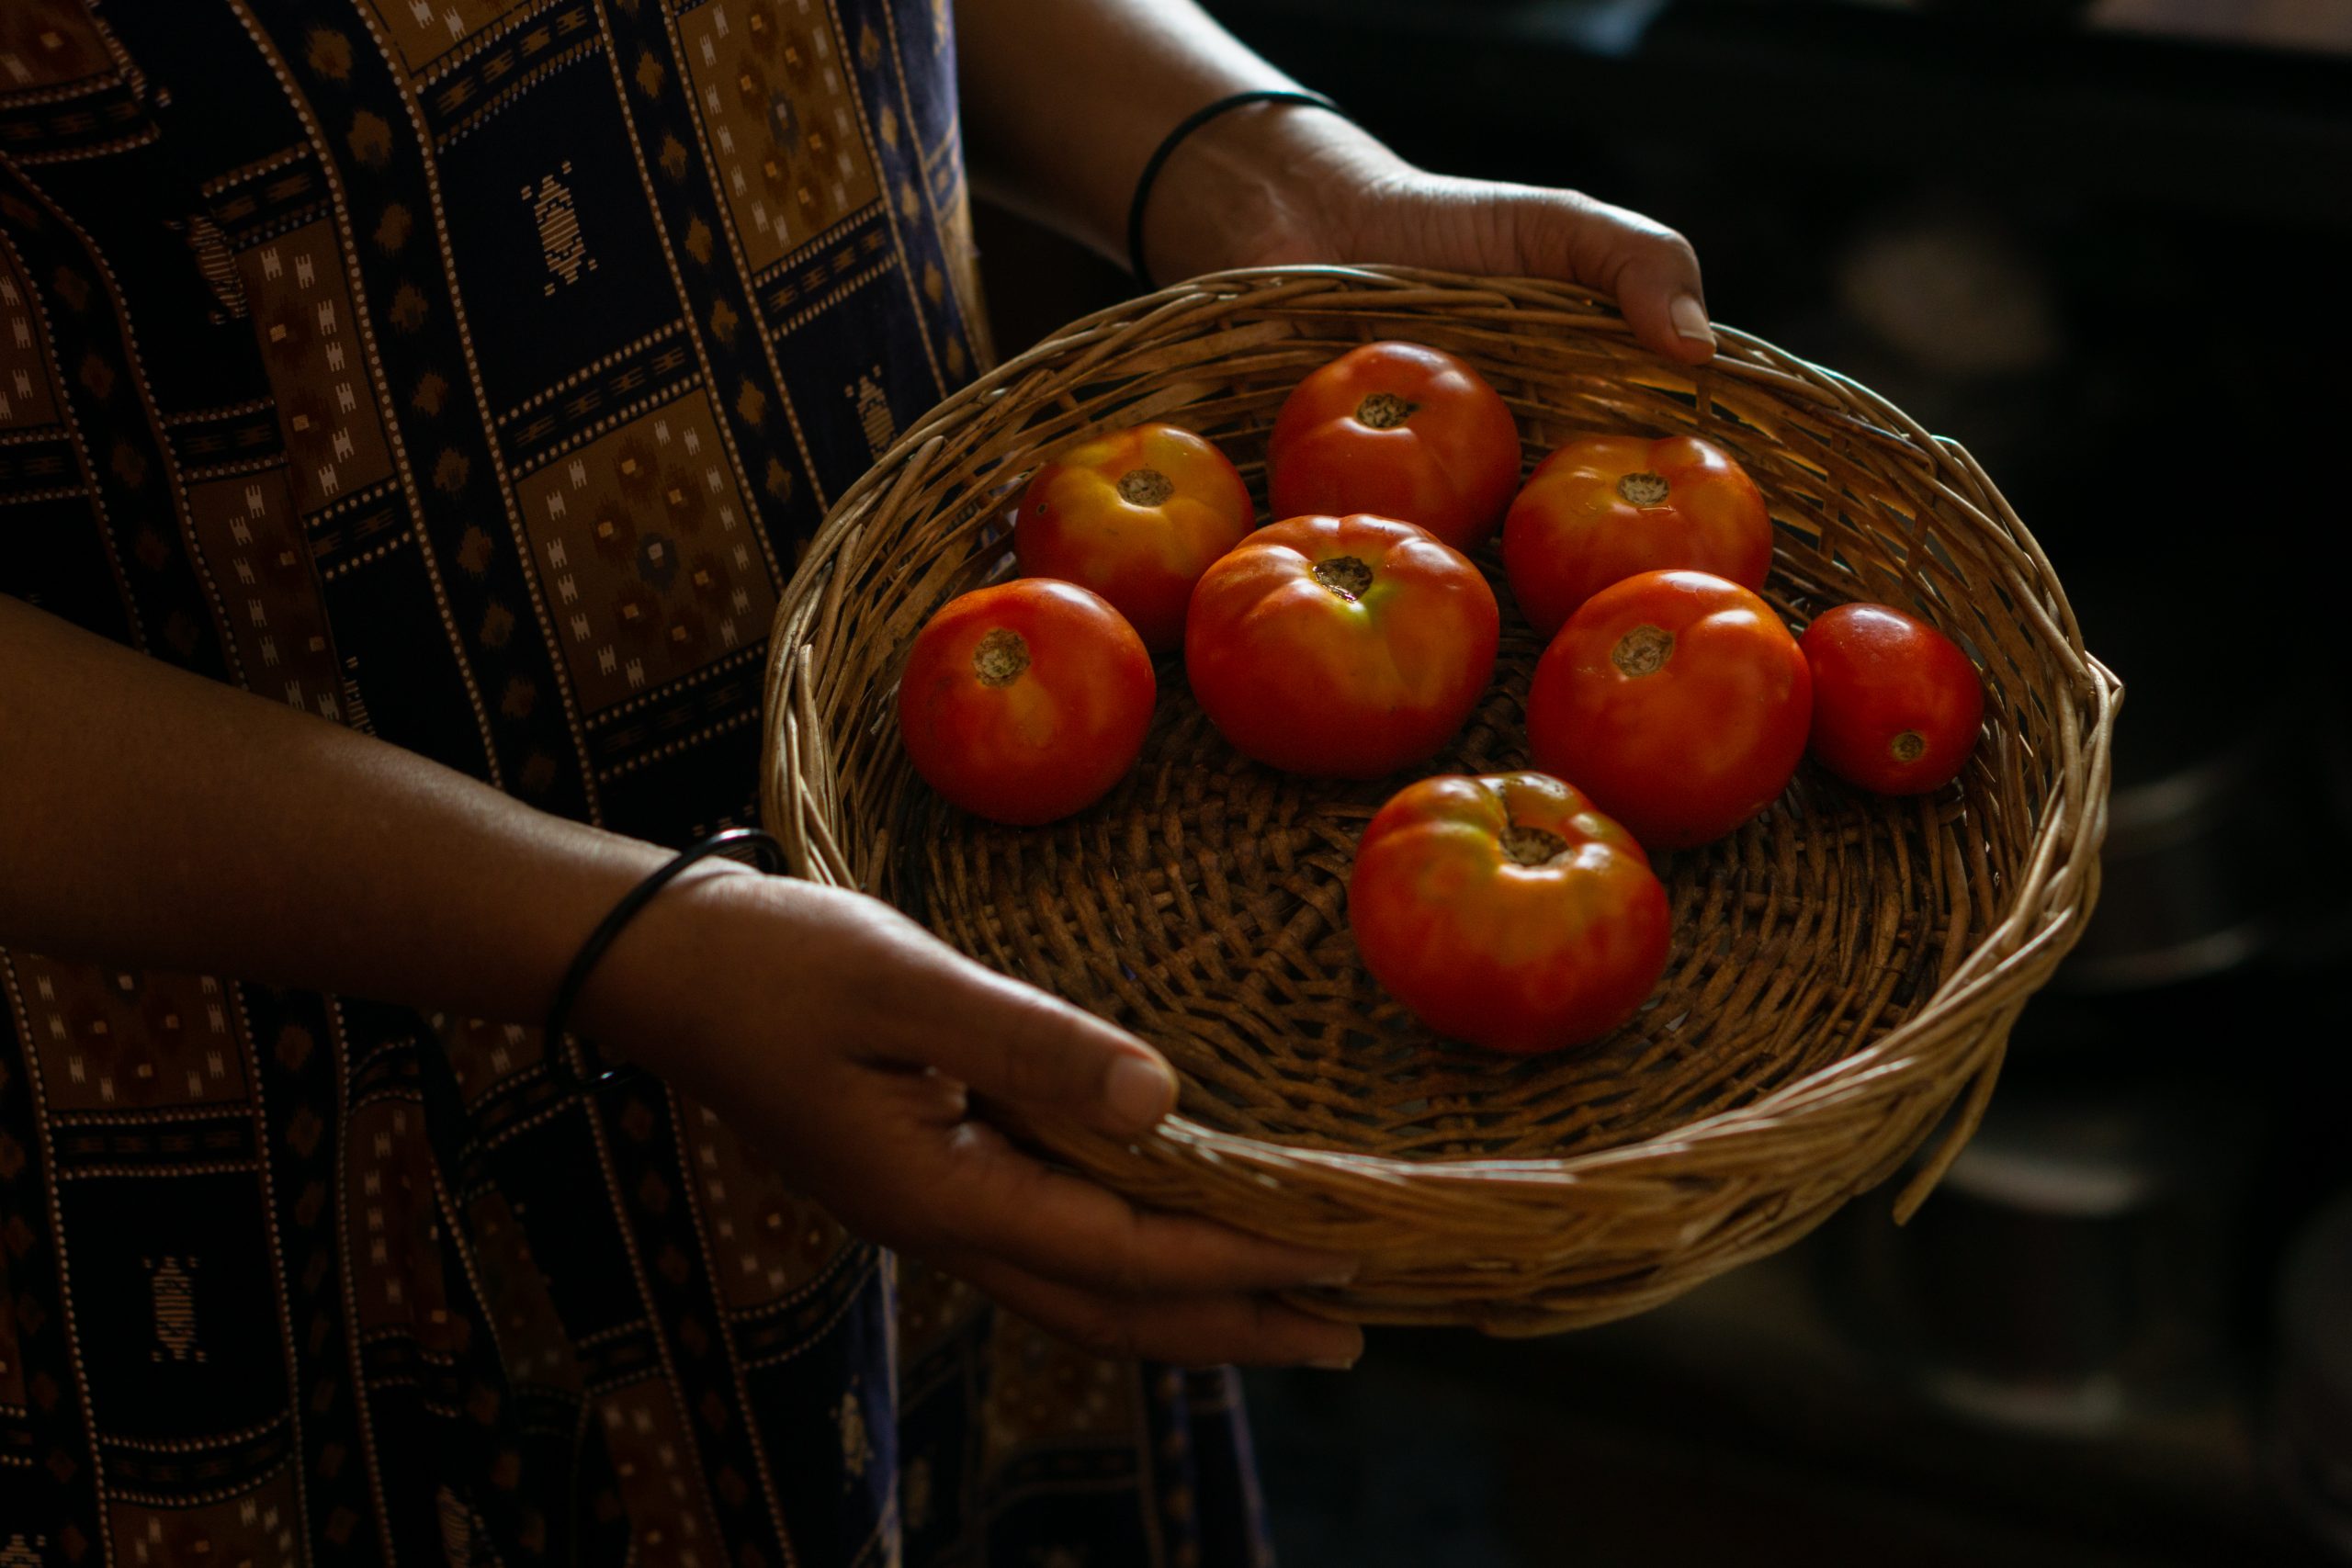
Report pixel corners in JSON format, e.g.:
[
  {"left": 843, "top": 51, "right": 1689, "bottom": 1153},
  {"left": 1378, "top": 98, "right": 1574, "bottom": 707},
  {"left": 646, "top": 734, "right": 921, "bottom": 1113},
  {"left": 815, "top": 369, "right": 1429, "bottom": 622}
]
[{"left": 1142, "top": 110, "right": 1718, "bottom": 367}]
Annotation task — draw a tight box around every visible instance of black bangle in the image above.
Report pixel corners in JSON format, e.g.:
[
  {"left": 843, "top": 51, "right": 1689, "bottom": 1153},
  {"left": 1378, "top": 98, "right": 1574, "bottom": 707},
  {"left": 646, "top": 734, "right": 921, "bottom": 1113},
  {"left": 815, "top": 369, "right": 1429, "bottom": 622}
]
[
  {"left": 1125, "top": 87, "right": 1344, "bottom": 291},
  {"left": 542, "top": 827, "right": 786, "bottom": 1091}
]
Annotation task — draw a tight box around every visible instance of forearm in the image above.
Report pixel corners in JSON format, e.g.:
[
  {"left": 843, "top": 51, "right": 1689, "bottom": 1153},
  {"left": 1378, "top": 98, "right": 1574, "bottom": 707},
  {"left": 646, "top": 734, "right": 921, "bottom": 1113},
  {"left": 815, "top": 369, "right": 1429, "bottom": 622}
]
[
  {"left": 955, "top": 0, "right": 1396, "bottom": 278},
  {"left": 0, "top": 596, "right": 672, "bottom": 1022}
]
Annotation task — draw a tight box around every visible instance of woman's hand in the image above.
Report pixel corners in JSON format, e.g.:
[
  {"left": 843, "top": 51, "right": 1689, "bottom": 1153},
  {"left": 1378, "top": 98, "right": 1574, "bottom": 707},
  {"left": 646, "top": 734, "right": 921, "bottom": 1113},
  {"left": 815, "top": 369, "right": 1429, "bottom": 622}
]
[
  {"left": 1142, "top": 110, "right": 1718, "bottom": 366},
  {"left": 579, "top": 865, "right": 1367, "bottom": 1370},
  {"left": 956, "top": 0, "right": 1712, "bottom": 362}
]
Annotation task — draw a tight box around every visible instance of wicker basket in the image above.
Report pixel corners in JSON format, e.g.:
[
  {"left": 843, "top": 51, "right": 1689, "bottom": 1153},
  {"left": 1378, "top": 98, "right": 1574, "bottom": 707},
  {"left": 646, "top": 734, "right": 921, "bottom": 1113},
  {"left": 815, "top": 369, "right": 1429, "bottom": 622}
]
[{"left": 760, "top": 265, "right": 2120, "bottom": 1336}]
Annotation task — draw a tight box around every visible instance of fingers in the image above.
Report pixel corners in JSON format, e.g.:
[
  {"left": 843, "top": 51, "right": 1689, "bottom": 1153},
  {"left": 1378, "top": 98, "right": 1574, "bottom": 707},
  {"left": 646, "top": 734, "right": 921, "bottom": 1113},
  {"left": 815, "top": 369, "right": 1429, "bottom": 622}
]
[
  {"left": 934, "top": 1122, "right": 1360, "bottom": 1297},
  {"left": 1546, "top": 192, "right": 1716, "bottom": 367},
  {"left": 848, "top": 898, "right": 1178, "bottom": 1138},
  {"left": 944, "top": 1250, "right": 1366, "bottom": 1370},
  {"left": 1313, "top": 168, "right": 1715, "bottom": 365},
  {"left": 1598, "top": 208, "right": 1714, "bottom": 365}
]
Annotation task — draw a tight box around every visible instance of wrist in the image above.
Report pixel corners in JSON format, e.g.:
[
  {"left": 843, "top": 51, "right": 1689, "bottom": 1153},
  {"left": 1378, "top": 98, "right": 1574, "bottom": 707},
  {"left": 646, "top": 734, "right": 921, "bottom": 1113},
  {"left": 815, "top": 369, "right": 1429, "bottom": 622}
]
[{"left": 563, "top": 855, "right": 777, "bottom": 1069}]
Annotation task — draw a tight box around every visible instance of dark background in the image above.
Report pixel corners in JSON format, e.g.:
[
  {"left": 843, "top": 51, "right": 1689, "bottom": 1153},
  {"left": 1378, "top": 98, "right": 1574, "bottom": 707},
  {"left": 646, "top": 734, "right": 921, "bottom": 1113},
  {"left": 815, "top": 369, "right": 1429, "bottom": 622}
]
[{"left": 972, "top": 3, "right": 2352, "bottom": 1562}]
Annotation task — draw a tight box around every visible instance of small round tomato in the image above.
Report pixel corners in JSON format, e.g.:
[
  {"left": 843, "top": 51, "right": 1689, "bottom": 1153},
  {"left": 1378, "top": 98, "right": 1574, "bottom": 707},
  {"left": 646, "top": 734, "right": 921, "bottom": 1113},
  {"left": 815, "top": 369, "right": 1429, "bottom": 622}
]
[
  {"left": 1013, "top": 423, "right": 1255, "bottom": 653},
  {"left": 1527, "top": 570, "right": 1811, "bottom": 850},
  {"left": 1185, "top": 513, "right": 1499, "bottom": 779},
  {"left": 1802, "top": 603, "right": 1984, "bottom": 795},
  {"left": 1267, "top": 342, "right": 1521, "bottom": 552},
  {"left": 1350, "top": 772, "right": 1671, "bottom": 1055},
  {"left": 1502, "top": 434, "right": 1771, "bottom": 637},
  {"left": 898, "top": 580, "right": 1153, "bottom": 826}
]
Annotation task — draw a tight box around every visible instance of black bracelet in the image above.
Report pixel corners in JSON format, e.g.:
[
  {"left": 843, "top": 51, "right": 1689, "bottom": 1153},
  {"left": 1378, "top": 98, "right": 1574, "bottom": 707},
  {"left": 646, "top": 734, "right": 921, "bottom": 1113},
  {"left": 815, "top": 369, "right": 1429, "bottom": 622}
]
[
  {"left": 542, "top": 827, "right": 786, "bottom": 1091},
  {"left": 1125, "top": 87, "right": 1344, "bottom": 291}
]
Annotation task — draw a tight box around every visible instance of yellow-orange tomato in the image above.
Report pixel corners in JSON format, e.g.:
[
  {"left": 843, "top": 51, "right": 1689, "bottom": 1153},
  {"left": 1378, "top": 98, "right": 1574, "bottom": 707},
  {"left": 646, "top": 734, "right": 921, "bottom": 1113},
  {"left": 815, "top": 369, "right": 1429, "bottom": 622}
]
[
  {"left": 1013, "top": 423, "right": 1255, "bottom": 652},
  {"left": 1185, "top": 513, "right": 1499, "bottom": 779},
  {"left": 1502, "top": 434, "right": 1771, "bottom": 637}
]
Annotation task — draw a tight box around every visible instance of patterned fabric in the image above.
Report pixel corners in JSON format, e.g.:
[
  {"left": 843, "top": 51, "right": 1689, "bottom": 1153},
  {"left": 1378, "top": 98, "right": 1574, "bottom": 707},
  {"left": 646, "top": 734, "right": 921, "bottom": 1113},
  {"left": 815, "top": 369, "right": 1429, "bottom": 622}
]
[{"left": 0, "top": 4, "right": 1272, "bottom": 1565}]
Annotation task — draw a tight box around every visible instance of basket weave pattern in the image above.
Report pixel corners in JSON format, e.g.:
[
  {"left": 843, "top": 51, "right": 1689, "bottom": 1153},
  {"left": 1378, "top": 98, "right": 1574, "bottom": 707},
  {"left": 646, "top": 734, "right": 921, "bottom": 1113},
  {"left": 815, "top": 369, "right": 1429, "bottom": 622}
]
[{"left": 762, "top": 267, "right": 2120, "bottom": 1335}]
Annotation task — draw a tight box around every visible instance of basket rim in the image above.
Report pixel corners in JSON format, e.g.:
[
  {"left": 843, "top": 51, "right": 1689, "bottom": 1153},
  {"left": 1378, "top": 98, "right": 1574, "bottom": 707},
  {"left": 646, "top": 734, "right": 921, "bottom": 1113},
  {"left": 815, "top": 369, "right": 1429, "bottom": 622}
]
[{"left": 762, "top": 263, "right": 2121, "bottom": 1214}]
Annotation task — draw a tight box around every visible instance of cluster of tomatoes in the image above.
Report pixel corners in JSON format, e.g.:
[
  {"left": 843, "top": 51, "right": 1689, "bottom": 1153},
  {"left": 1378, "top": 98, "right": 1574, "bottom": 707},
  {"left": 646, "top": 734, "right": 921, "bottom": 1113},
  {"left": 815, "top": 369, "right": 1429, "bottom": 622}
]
[{"left": 898, "top": 343, "right": 1985, "bottom": 1055}]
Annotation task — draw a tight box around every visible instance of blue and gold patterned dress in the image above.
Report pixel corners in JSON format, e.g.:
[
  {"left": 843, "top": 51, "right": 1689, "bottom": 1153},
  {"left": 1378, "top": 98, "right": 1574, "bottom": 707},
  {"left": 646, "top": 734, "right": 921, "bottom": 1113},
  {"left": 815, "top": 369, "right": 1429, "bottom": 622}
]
[{"left": 0, "top": 3, "right": 1272, "bottom": 1563}]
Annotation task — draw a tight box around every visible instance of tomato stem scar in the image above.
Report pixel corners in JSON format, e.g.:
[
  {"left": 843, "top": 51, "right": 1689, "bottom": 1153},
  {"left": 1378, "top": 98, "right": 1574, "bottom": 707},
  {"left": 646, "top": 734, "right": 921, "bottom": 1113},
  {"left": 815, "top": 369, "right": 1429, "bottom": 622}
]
[
  {"left": 1312, "top": 555, "right": 1374, "bottom": 601},
  {"left": 1116, "top": 468, "right": 1174, "bottom": 506},
  {"left": 1890, "top": 729, "right": 1927, "bottom": 762},
  {"left": 972, "top": 627, "right": 1030, "bottom": 687},
  {"left": 1355, "top": 391, "right": 1416, "bottom": 429},
  {"left": 1611, "top": 624, "right": 1674, "bottom": 677},
  {"left": 1500, "top": 824, "right": 1572, "bottom": 867},
  {"left": 1617, "top": 471, "right": 1670, "bottom": 506}
]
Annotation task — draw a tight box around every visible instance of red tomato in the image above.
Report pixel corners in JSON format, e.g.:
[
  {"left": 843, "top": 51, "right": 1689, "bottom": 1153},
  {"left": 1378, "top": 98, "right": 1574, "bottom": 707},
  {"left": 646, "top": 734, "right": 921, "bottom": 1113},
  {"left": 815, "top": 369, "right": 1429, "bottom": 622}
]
[
  {"left": 897, "top": 580, "right": 1154, "bottom": 826},
  {"left": 1267, "top": 342, "right": 1522, "bottom": 551},
  {"left": 1526, "top": 570, "right": 1811, "bottom": 850},
  {"left": 1802, "top": 603, "right": 1984, "bottom": 795},
  {"left": 1502, "top": 434, "right": 1772, "bottom": 637},
  {"left": 1350, "top": 772, "right": 1671, "bottom": 1055},
  {"left": 1013, "top": 423, "right": 1255, "bottom": 653},
  {"left": 1185, "top": 513, "right": 1499, "bottom": 779}
]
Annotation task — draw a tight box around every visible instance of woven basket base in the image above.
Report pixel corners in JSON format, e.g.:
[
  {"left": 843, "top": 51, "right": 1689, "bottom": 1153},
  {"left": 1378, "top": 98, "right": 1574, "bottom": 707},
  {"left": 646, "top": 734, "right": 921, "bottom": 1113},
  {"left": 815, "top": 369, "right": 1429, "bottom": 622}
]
[{"left": 914, "top": 568, "right": 1981, "bottom": 1172}]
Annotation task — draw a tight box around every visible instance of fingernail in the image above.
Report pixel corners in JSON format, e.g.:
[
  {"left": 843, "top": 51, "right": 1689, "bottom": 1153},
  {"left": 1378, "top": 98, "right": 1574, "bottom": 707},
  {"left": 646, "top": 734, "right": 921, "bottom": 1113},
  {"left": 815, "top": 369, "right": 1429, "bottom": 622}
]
[
  {"left": 1105, "top": 1054, "right": 1177, "bottom": 1131},
  {"left": 1309, "top": 1357, "right": 1358, "bottom": 1371},
  {"left": 1309, "top": 1262, "right": 1361, "bottom": 1287},
  {"left": 1669, "top": 293, "right": 1715, "bottom": 346}
]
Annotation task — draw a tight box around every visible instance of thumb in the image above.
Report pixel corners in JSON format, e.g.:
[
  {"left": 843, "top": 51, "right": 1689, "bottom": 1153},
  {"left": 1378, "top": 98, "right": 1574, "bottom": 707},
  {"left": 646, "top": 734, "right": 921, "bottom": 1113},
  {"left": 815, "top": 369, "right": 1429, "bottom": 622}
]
[
  {"left": 1543, "top": 192, "right": 1717, "bottom": 367},
  {"left": 887, "top": 941, "right": 1179, "bottom": 1138}
]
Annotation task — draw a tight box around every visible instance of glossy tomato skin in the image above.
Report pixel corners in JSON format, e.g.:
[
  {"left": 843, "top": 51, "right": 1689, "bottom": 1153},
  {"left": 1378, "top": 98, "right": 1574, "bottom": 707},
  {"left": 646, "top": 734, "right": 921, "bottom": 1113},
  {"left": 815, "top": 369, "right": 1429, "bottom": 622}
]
[
  {"left": 1267, "top": 342, "right": 1521, "bottom": 552},
  {"left": 1502, "top": 434, "right": 1771, "bottom": 637},
  {"left": 1013, "top": 423, "right": 1255, "bottom": 653},
  {"left": 897, "top": 580, "right": 1154, "bottom": 826},
  {"left": 1802, "top": 603, "right": 1984, "bottom": 795},
  {"left": 1350, "top": 772, "right": 1670, "bottom": 1055},
  {"left": 1185, "top": 513, "right": 1499, "bottom": 779},
  {"left": 1526, "top": 570, "right": 1811, "bottom": 850}
]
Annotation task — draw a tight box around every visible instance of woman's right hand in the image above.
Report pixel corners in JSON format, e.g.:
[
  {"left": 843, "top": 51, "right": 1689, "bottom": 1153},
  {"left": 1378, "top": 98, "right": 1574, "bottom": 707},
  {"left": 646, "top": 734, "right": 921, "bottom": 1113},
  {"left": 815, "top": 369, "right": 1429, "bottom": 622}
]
[{"left": 579, "top": 865, "right": 1368, "bottom": 1370}]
